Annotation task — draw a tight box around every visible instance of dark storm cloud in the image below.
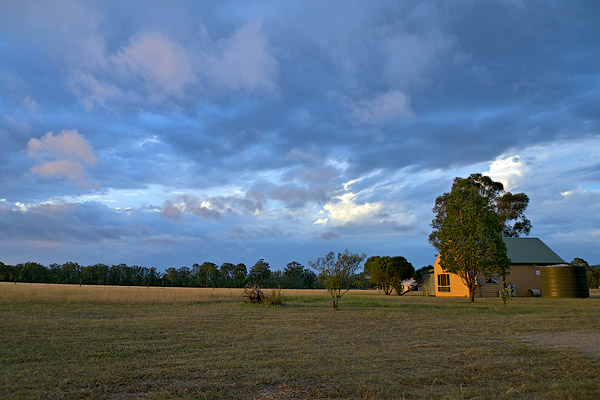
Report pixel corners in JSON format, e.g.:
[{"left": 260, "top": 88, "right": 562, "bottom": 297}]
[
  {"left": 0, "top": 202, "right": 152, "bottom": 243},
  {"left": 0, "top": 1, "right": 598, "bottom": 269}
]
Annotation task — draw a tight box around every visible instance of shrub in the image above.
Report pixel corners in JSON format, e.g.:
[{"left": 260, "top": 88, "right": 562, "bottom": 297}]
[
  {"left": 243, "top": 284, "right": 263, "bottom": 304},
  {"left": 263, "top": 288, "right": 283, "bottom": 306},
  {"left": 242, "top": 284, "right": 283, "bottom": 306}
]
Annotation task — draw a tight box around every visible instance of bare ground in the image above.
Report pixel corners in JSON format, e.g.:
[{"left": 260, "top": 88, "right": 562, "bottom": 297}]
[{"left": 518, "top": 332, "right": 600, "bottom": 358}]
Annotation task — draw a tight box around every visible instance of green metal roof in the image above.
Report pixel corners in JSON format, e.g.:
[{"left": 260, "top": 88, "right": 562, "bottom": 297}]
[{"left": 503, "top": 237, "right": 565, "bottom": 265}]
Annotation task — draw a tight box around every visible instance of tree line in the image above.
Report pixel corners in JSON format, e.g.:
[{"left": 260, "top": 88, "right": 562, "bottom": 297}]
[
  {"left": 0, "top": 260, "right": 320, "bottom": 289},
  {"left": 0, "top": 256, "right": 430, "bottom": 292}
]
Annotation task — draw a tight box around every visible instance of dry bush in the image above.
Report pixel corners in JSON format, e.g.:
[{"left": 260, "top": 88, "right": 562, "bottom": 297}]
[
  {"left": 242, "top": 284, "right": 264, "bottom": 303},
  {"left": 263, "top": 288, "right": 283, "bottom": 306},
  {"left": 242, "top": 284, "right": 283, "bottom": 305}
]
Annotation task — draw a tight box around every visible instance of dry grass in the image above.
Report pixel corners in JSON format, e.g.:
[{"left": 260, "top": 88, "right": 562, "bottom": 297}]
[
  {"left": 0, "top": 282, "right": 245, "bottom": 304},
  {"left": 0, "top": 282, "right": 354, "bottom": 304},
  {"left": 1, "top": 283, "right": 599, "bottom": 399}
]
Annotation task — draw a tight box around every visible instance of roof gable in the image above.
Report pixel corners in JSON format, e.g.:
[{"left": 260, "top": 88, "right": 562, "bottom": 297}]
[{"left": 503, "top": 237, "right": 565, "bottom": 265}]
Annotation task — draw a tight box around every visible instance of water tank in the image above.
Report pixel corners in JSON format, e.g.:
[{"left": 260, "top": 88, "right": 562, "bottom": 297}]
[{"left": 541, "top": 265, "right": 589, "bottom": 298}]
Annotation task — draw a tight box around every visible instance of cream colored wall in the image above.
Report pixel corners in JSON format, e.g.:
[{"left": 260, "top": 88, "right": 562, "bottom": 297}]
[{"left": 505, "top": 264, "right": 541, "bottom": 297}]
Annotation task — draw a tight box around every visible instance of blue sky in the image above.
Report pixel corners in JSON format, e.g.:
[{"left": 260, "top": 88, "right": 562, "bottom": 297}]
[{"left": 1, "top": 0, "right": 599, "bottom": 270}]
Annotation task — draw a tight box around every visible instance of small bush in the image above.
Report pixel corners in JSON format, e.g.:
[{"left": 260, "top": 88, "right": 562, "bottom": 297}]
[
  {"left": 242, "top": 285, "right": 282, "bottom": 306},
  {"left": 243, "top": 284, "right": 263, "bottom": 304},
  {"left": 263, "top": 288, "right": 283, "bottom": 306}
]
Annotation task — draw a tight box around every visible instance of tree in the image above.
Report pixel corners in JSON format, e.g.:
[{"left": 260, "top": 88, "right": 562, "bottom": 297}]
[
  {"left": 364, "top": 256, "right": 392, "bottom": 294},
  {"left": 364, "top": 256, "right": 414, "bottom": 295},
  {"left": 248, "top": 259, "right": 271, "bottom": 287},
  {"left": 430, "top": 173, "right": 531, "bottom": 248},
  {"left": 387, "top": 256, "right": 415, "bottom": 296},
  {"left": 233, "top": 263, "right": 247, "bottom": 287},
  {"left": 193, "top": 262, "right": 219, "bottom": 287},
  {"left": 431, "top": 184, "right": 510, "bottom": 302},
  {"left": 301, "top": 268, "right": 318, "bottom": 289},
  {"left": 219, "top": 263, "right": 235, "bottom": 287},
  {"left": 283, "top": 261, "right": 306, "bottom": 289},
  {"left": 164, "top": 267, "right": 179, "bottom": 287},
  {"left": 309, "top": 249, "right": 366, "bottom": 310},
  {"left": 414, "top": 265, "right": 433, "bottom": 286}
]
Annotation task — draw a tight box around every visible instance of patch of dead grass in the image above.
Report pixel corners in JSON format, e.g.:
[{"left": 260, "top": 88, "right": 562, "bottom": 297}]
[{"left": 518, "top": 332, "right": 600, "bottom": 358}]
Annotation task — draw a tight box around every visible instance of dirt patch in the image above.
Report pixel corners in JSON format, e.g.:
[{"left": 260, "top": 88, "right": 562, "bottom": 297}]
[{"left": 519, "top": 332, "right": 600, "bottom": 358}]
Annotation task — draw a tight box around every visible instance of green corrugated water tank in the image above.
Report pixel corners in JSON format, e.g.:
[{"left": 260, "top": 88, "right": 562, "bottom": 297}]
[{"left": 541, "top": 265, "right": 589, "bottom": 298}]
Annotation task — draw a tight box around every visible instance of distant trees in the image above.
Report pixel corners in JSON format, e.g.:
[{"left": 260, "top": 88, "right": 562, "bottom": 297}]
[
  {"left": 430, "top": 180, "right": 511, "bottom": 302},
  {"left": 309, "top": 249, "right": 366, "bottom": 310},
  {"left": 0, "top": 258, "right": 328, "bottom": 290},
  {"left": 248, "top": 259, "right": 272, "bottom": 287},
  {"left": 282, "top": 261, "right": 317, "bottom": 289},
  {"left": 414, "top": 265, "right": 433, "bottom": 286},
  {"left": 364, "top": 256, "right": 415, "bottom": 295},
  {"left": 193, "top": 262, "right": 219, "bottom": 288},
  {"left": 233, "top": 263, "right": 248, "bottom": 287},
  {"left": 571, "top": 257, "right": 600, "bottom": 289}
]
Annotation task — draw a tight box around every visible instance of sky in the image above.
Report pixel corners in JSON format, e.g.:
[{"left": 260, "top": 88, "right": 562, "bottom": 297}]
[{"left": 1, "top": 1, "right": 599, "bottom": 271}]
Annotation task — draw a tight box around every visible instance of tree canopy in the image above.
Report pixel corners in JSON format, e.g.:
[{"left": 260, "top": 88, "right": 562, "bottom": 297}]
[
  {"left": 431, "top": 182, "right": 511, "bottom": 302},
  {"left": 430, "top": 173, "right": 531, "bottom": 248},
  {"left": 364, "top": 256, "right": 415, "bottom": 295},
  {"left": 310, "top": 249, "right": 365, "bottom": 310},
  {"left": 248, "top": 259, "right": 272, "bottom": 287}
]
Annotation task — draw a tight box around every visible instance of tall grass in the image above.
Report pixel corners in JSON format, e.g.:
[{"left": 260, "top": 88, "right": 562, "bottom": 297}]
[{"left": 0, "top": 282, "right": 246, "bottom": 304}]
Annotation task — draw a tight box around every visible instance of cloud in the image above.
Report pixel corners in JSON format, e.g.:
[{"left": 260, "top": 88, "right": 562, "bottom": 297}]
[
  {"left": 31, "top": 160, "right": 85, "bottom": 181},
  {"left": 160, "top": 191, "right": 264, "bottom": 220},
  {"left": 26, "top": 129, "right": 98, "bottom": 184},
  {"left": 68, "top": 71, "right": 126, "bottom": 111},
  {"left": 113, "top": 31, "right": 195, "bottom": 97},
  {"left": 352, "top": 90, "right": 414, "bottom": 123},
  {"left": 319, "top": 230, "right": 340, "bottom": 240},
  {"left": 486, "top": 155, "right": 528, "bottom": 191},
  {"left": 321, "top": 192, "right": 383, "bottom": 226},
  {"left": 27, "top": 129, "right": 97, "bottom": 165},
  {"left": 204, "top": 21, "right": 279, "bottom": 93},
  {"left": 0, "top": 201, "right": 151, "bottom": 244}
]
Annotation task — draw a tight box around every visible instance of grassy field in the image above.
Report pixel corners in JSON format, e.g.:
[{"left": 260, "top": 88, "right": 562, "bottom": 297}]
[{"left": 1, "top": 283, "right": 599, "bottom": 399}]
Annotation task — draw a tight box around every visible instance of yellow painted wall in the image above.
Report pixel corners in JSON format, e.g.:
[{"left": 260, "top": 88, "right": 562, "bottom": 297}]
[
  {"left": 433, "top": 255, "right": 542, "bottom": 298},
  {"left": 433, "top": 255, "right": 470, "bottom": 298}
]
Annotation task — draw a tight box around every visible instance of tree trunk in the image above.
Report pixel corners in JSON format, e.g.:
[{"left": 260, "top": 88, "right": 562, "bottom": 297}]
[{"left": 468, "top": 287, "right": 475, "bottom": 302}]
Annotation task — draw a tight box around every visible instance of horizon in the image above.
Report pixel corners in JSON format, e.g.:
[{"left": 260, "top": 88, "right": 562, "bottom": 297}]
[{"left": 1, "top": 1, "right": 598, "bottom": 270}]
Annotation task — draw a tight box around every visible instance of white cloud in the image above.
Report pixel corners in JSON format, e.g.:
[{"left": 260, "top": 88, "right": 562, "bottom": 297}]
[
  {"left": 322, "top": 192, "right": 382, "bottom": 226},
  {"left": 343, "top": 179, "right": 358, "bottom": 191},
  {"left": 486, "top": 155, "right": 528, "bottom": 191},
  {"left": 352, "top": 90, "right": 414, "bottom": 123},
  {"left": 313, "top": 218, "right": 328, "bottom": 225}
]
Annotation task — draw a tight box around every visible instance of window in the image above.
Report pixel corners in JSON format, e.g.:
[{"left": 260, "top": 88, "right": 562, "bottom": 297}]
[
  {"left": 486, "top": 273, "right": 500, "bottom": 284},
  {"left": 438, "top": 274, "right": 450, "bottom": 292}
]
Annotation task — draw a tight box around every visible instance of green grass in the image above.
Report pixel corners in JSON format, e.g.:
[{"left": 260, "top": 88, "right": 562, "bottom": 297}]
[{"left": 1, "top": 285, "right": 599, "bottom": 399}]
